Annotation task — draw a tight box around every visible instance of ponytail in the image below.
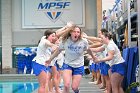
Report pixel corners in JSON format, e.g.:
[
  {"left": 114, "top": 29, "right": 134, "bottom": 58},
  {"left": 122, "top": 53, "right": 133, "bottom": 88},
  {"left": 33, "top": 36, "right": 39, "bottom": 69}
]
[
  {"left": 44, "top": 29, "right": 55, "bottom": 39},
  {"left": 100, "top": 28, "right": 112, "bottom": 40}
]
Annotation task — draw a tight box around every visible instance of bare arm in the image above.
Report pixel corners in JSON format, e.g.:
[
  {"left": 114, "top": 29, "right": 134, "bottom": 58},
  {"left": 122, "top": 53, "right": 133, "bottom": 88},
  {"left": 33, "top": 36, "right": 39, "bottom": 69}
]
[
  {"left": 87, "top": 39, "right": 94, "bottom": 45},
  {"left": 89, "top": 42, "right": 103, "bottom": 48},
  {"left": 86, "top": 48, "right": 96, "bottom": 60},
  {"left": 85, "top": 36, "right": 102, "bottom": 43},
  {"left": 50, "top": 48, "right": 62, "bottom": 61},
  {"left": 90, "top": 46, "right": 105, "bottom": 52},
  {"left": 55, "top": 26, "right": 68, "bottom": 37},
  {"left": 45, "top": 48, "right": 63, "bottom": 65},
  {"left": 95, "top": 50, "right": 114, "bottom": 63},
  {"left": 55, "top": 22, "right": 75, "bottom": 37},
  {"left": 45, "top": 40, "right": 58, "bottom": 52},
  {"left": 45, "top": 40, "right": 55, "bottom": 47}
]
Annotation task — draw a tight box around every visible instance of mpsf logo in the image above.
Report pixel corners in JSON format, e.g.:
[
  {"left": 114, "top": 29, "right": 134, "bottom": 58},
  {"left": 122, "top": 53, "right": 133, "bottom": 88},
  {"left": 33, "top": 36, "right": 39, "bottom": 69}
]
[{"left": 38, "top": 0, "right": 71, "bottom": 22}]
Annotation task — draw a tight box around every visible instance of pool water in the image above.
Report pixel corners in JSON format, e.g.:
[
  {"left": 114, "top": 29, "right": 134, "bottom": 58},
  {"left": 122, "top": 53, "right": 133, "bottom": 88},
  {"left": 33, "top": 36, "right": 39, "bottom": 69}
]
[{"left": 0, "top": 82, "right": 39, "bottom": 93}]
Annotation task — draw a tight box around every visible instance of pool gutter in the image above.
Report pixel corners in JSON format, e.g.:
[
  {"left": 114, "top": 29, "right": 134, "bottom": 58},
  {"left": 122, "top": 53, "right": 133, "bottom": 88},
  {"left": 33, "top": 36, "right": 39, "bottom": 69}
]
[{"left": 0, "top": 74, "right": 37, "bottom": 82}]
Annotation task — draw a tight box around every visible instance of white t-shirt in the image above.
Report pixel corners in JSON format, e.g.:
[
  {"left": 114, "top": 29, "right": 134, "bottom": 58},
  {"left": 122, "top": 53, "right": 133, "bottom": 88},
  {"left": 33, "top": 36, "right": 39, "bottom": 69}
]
[
  {"left": 89, "top": 60, "right": 93, "bottom": 65},
  {"left": 49, "top": 57, "right": 56, "bottom": 66},
  {"left": 106, "top": 40, "right": 125, "bottom": 66},
  {"left": 49, "top": 51, "right": 65, "bottom": 67},
  {"left": 59, "top": 38, "right": 88, "bottom": 68},
  {"left": 56, "top": 51, "right": 65, "bottom": 68},
  {"left": 96, "top": 44, "right": 108, "bottom": 63},
  {"left": 32, "top": 36, "right": 52, "bottom": 65}
]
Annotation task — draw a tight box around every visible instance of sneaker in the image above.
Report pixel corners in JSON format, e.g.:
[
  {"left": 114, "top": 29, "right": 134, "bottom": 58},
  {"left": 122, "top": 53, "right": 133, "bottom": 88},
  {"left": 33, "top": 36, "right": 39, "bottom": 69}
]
[
  {"left": 99, "top": 85, "right": 106, "bottom": 89},
  {"left": 88, "top": 80, "right": 97, "bottom": 84},
  {"left": 90, "top": 78, "right": 94, "bottom": 82},
  {"left": 88, "top": 81, "right": 95, "bottom": 84},
  {"left": 93, "top": 81, "right": 98, "bottom": 84}
]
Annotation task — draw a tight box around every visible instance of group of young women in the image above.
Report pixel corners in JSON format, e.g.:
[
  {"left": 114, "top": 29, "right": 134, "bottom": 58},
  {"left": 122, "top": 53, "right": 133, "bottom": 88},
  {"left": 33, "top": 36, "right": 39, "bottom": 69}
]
[
  {"left": 87, "top": 28, "right": 126, "bottom": 93},
  {"left": 32, "top": 22, "right": 126, "bottom": 93}
]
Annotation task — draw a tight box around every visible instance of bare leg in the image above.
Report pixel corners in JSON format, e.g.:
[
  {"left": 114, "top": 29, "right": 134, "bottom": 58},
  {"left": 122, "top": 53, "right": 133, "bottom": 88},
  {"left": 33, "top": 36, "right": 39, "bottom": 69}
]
[
  {"left": 111, "top": 72, "right": 124, "bottom": 93},
  {"left": 71, "top": 75, "right": 82, "bottom": 93},
  {"left": 62, "top": 69, "right": 72, "bottom": 93},
  {"left": 99, "top": 75, "right": 106, "bottom": 89},
  {"left": 104, "top": 75, "right": 111, "bottom": 93},
  {"left": 91, "top": 70, "right": 96, "bottom": 81},
  {"left": 48, "top": 73, "right": 53, "bottom": 93},
  {"left": 38, "top": 71, "right": 49, "bottom": 93},
  {"left": 96, "top": 70, "right": 101, "bottom": 84},
  {"left": 52, "top": 66, "right": 61, "bottom": 93}
]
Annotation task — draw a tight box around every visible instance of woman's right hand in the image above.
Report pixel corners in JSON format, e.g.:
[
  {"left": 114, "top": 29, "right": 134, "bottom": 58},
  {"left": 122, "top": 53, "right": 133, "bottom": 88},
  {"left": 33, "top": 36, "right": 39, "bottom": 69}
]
[
  {"left": 82, "top": 32, "right": 88, "bottom": 38},
  {"left": 52, "top": 45, "right": 58, "bottom": 52},
  {"left": 92, "top": 55, "right": 100, "bottom": 63},
  {"left": 66, "top": 21, "right": 75, "bottom": 28},
  {"left": 45, "top": 59, "right": 51, "bottom": 66}
]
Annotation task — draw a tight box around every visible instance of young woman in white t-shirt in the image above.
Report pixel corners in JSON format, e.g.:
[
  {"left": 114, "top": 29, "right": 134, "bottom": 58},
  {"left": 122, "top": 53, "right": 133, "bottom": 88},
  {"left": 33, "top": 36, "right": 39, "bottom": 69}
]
[
  {"left": 94, "top": 29, "right": 126, "bottom": 93},
  {"left": 88, "top": 30, "right": 111, "bottom": 93},
  {"left": 32, "top": 22, "right": 75, "bottom": 93},
  {"left": 46, "top": 26, "right": 96, "bottom": 93}
]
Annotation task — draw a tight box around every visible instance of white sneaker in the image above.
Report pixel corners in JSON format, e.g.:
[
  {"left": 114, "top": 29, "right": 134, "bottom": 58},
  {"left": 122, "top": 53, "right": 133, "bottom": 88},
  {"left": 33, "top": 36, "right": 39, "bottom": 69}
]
[{"left": 93, "top": 81, "right": 98, "bottom": 84}]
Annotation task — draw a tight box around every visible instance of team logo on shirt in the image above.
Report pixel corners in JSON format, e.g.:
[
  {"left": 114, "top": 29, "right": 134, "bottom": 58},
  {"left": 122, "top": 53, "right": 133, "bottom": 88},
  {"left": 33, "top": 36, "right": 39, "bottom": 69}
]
[
  {"left": 68, "top": 44, "right": 82, "bottom": 53},
  {"left": 38, "top": 0, "right": 71, "bottom": 22}
]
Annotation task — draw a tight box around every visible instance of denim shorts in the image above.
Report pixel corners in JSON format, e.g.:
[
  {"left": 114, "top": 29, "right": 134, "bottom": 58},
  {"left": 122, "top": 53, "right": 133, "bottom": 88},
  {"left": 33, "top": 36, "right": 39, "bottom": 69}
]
[{"left": 63, "top": 63, "right": 84, "bottom": 75}]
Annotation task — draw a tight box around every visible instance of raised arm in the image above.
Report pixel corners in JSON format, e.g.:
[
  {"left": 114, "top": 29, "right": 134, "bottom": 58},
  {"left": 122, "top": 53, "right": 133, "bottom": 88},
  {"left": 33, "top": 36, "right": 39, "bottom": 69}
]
[
  {"left": 89, "top": 42, "right": 103, "bottom": 48},
  {"left": 90, "top": 46, "right": 105, "bottom": 52},
  {"left": 55, "top": 26, "right": 68, "bottom": 37},
  {"left": 85, "top": 36, "right": 102, "bottom": 42},
  {"left": 55, "top": 22, "right": 75, "bottom": 38}
]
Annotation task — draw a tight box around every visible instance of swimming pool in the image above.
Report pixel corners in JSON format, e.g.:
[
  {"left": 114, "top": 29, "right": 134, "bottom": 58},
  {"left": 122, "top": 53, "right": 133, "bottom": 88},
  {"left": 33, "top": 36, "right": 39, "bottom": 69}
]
[
  {"left": 0, "top": 81, "right": 39, "bottom": 93},
  {"left": 0, "top": 74, "right": 39, "bottom": 93}
]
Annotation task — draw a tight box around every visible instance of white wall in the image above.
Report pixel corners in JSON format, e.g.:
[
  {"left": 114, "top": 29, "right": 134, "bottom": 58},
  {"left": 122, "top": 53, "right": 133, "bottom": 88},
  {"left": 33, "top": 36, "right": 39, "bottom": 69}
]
[
  {"left": 1, "top": 0, "right": 12, "bottom": 68},
  {"left": 85, "top": 0, "right": 97, "bottom": 35},
  {"left": 12, "top": 0, "right": 44, "bottom": 46},
  {"left": 12, "top": 0, "right": 97, "bottom": 45},
  {"left": 0, "top": 0, "right": 2, "bottom": 46}
]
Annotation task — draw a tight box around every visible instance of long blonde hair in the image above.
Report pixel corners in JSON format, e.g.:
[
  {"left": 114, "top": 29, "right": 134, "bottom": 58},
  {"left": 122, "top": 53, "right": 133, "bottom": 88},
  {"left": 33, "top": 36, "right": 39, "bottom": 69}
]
[{"left": 62, "top": 26, "right": 82, "bottom": 43}]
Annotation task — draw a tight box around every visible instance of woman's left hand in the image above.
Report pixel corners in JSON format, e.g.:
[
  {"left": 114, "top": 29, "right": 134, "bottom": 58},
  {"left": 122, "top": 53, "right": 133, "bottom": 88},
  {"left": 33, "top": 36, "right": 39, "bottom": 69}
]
[{"left": 93, "top": 56, "right": 101, "bottom": 63}]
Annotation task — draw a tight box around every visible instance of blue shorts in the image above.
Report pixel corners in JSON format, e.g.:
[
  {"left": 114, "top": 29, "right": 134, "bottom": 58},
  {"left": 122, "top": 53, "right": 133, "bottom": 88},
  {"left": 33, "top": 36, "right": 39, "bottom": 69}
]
[
  {"left": 32, "top": 61, "right": 51, "bottom": 76},
  {"left": 111, "top": 63, "right": 126, "bottom": 76},
  {"left": 99, "top": 62, "right": 104, "bottom": 73},
  {"left": 100, "top": 62, "right": 110, "bottom": 76},
  {"left": 92, "top": 63, "right": 100, "bottom": 72},
  {"left": 55, "top": 62, "right": 64, "bottom": 71},
  {"left": 89, "top": 65, "right": 92, "bottom": 72},
  {"left": 63, "top": 63, "right": 84, "bottom": 75},
  {"left": 50, "top": 62, "right": 64, "bottom": 71}
]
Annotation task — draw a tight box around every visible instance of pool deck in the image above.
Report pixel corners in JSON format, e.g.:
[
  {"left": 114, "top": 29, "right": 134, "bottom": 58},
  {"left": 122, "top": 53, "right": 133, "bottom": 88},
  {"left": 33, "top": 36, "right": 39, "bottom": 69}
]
[
  {"left": 0, "top": 74, "right": 104, "bottom": 93},
  {"left": 0, "top": 74, "right": 37, "bottom": 82},
  {"left": 32, "top": 74, "right": 104, "bottom": 93}
]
